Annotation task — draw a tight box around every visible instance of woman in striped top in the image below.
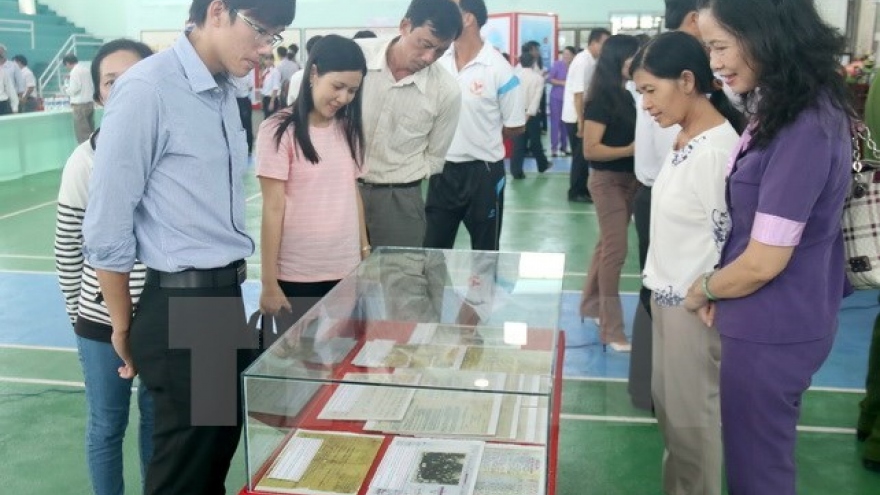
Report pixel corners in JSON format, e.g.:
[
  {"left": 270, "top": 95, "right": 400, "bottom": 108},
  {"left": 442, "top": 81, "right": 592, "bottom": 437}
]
[
  {"left": 256, "top": 35, "right": 369, "bottom": 327},
  {"left": 54, "top": 39, "right": 154, "bottom": 495}
]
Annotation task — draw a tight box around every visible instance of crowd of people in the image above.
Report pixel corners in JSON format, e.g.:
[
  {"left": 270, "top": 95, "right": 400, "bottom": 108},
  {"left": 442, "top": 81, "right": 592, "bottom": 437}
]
[{"left": 47, "top": 0, "right": 876, "bottom": 494}]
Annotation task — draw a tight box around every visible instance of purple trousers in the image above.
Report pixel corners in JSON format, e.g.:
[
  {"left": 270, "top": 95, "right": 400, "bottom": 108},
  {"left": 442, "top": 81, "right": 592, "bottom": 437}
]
[
  {"left": 549, "top": 97, "right": 567, "bottom": 153},
  {"left": 720, "top": 332, "right": 834, "bottom": 495}
]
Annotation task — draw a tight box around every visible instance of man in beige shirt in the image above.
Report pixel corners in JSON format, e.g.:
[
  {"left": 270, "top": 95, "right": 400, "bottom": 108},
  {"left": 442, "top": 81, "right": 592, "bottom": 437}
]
[{"left": 357, "top": 0, "right": 463, "bottom": 248}]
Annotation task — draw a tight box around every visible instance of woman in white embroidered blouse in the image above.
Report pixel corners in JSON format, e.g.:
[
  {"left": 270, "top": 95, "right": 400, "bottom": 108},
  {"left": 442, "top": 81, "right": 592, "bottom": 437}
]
[{"left": 631, "top": 31, "right": 744, "bottom": 495}]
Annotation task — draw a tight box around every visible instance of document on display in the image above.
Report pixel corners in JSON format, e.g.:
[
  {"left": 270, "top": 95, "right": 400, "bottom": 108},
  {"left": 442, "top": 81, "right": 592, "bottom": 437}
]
[
  {"left": 255, "top": 429, "right": 384, "bottom": 495},
  {"left": 317, "top": 372, "right": 420, "bottom": 421},
  {"left": 472, "top": 444, "right": 546, "bottom": 495},
  {"left": 366, "top": 437, "right": 484, "bottom": 495}
]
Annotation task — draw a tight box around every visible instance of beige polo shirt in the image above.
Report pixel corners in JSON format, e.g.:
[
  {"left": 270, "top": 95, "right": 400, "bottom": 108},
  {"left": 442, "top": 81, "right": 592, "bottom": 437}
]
[{"left": 357, "top": 37, "right": 462, "bottom": 184}]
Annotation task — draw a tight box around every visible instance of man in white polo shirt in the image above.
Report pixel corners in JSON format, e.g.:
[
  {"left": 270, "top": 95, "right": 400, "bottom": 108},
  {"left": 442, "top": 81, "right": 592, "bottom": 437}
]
[
  {"left": 425, "top": 0, "right": 525, "bottom": 251},
  {"left": 562, "top": 28, "right": 609, "bottom": 202},
  {"left": 357, "top": 0, "right": 463, "bottom": 249},
  {"left": 63, "top": 53, "right": 95, "bottom": 143}
]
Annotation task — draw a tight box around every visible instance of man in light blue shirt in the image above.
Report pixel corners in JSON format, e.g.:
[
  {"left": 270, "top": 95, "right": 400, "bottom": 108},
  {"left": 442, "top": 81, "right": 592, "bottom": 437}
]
[{"left": 83, "top": 1, "right": 296, "bottom": 493}]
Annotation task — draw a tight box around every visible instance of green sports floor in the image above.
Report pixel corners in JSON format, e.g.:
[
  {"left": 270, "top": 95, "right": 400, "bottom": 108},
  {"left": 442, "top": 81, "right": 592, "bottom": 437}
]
[{"left": 1, "top": 160, "right": 879, "bottom": 494}]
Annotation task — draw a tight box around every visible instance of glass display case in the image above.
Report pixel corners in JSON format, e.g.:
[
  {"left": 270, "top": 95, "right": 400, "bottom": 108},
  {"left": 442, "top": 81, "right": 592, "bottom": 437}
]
[{"left": 239, "top": 248, "right": 566, "bottom": 495}]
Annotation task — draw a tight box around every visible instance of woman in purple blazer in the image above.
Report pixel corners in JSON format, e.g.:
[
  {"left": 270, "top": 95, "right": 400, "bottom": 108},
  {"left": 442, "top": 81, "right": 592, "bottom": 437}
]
[{"left": 685, "top": 0, "right": 855, "bottom": 493}]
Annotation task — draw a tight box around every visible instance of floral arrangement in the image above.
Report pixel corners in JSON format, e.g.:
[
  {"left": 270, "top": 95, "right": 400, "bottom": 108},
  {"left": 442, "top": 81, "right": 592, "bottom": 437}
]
[{"left": 846, "top": 55, "right": 875, "bottom": 85}]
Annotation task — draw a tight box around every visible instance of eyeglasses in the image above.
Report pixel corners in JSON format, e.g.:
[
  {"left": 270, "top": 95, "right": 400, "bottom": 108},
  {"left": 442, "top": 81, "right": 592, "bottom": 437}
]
[{"left": 232, "top": 9, "right": 283, "bottom": 48}]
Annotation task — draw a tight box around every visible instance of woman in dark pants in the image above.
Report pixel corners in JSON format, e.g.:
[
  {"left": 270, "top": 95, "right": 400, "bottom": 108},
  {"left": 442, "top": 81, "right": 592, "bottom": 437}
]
[{"left": 860, "top": 310, "right": 880, "bottom": 471}]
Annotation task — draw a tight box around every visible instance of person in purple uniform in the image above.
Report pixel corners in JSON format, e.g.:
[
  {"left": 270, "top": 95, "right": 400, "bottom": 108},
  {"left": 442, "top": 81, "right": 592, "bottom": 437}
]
[
  {"left": 547, "top": 46, "right": 574, "bottom": 156},
  {"left": 683, "top": 1, "right": 854, "bottom": 494}
]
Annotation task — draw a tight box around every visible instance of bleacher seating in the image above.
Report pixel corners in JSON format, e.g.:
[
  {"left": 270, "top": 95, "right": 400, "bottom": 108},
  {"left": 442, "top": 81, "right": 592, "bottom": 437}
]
[{"left": 0, "top": 0, "right": 102, "bottom": 95}]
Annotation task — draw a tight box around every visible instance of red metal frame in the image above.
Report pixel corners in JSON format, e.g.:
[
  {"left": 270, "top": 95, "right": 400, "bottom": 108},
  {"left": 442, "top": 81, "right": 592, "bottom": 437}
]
[{"left": 486, "top": 12, "right": 559, "bottom": 65}]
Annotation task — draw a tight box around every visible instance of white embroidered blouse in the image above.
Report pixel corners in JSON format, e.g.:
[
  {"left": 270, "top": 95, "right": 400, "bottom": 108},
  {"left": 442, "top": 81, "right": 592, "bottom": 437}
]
[{"left": 642, "top": 121, "right": 741, "bottom": 306}]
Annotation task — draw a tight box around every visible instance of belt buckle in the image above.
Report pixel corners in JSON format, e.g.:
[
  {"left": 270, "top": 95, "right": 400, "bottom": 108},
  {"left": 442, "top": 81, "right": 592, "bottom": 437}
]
[{"left": 236, "top": 262, "right": 247, "bottom": 284}]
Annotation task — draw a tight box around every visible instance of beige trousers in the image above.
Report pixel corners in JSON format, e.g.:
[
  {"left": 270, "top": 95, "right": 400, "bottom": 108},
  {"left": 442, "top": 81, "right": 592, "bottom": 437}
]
[
  {"left": 580, "top": 170, "right": 640, "bottom": 344},
  {"left": 71, "top": 102, "right": 95, "bottom": 143},
  {"left": 651, "top": 300, "right": 723, "bottom": 495}
]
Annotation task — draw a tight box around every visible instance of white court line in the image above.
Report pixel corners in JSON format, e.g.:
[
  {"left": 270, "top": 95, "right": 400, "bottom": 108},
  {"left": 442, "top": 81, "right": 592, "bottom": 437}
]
[
  {"left": 0, "top": 200, "right": 57, "bottom": 221},
  {"left": 560, "top": 413, "right": 858, "bottom": 434},
  {"left": 0, "top": 375, "right": 84, "bottom": 388},
  {"left": 566, "top": 271, "right": 641, "bottom": 278},
  {"left": 562, "top": 376, "right": 866, "bottom": 394},
  {"left": 0, "top": 254, "right": 53, "bottom": 260},
  {"left": 561, "top": 413, "right": 657, "bottom": 424},
  {"left": 797, "top": 426, "right": 858, "bottom": 435},
  {"left": 506, "top": 209, "right": 595, "bottom": 215},
  {"left": 563, "top": 376, "right": 628, "bottom": 383},
  {"left": 0, "top": 269, "right": 58, "bottom": 275},
  {"left": 108, "top": 265, "right": 644, "bottom": 280},
  {"left": 0, "top": 344, "right": 76, "bottom": 353},
  {"left": 809, "top": 386, "right": 867, "bottom": 394}
]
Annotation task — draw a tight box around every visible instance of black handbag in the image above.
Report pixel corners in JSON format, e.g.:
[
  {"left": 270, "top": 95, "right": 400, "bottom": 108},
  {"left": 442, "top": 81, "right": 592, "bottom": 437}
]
[{"left": 247, "top": 310, "right": 285, "bottom": 357}]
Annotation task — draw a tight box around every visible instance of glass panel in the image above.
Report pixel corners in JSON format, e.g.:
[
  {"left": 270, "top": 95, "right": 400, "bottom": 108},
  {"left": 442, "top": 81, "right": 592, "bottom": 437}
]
[
  {"left": 557, "top": 30, "right": 575, "bottom": 51},
  {"left": 243, "top": 248, "right": 564, "bottom": 493},
  {"left": 245, "top": 248, "right": 563, "bottom": 395}
]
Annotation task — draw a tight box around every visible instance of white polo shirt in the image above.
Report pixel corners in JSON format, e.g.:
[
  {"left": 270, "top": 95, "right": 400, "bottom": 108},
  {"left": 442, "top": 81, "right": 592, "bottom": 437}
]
[
  {"left": 438, "top": 42, "right": 525, "bottom": 163},
  {"left": 66, "top": 62, "right": 94, "bottom": 105},
  {"left": 21, "top": 66, "right": 36, "bottom": 94},
  {"left": 261, "top": 66, "right": 280, "bottom": 95},
  {"left": 561, "top": 50, "right": 595, "bottom": 124}
]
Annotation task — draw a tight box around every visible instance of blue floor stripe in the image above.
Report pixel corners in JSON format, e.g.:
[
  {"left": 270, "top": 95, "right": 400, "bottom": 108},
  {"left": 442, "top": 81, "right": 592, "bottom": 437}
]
[{"left": 2, "top": 272, "right": 875, "bottom": 389}]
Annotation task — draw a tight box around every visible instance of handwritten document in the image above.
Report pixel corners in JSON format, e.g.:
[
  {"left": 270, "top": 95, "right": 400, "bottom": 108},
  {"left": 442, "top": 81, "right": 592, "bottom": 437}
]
[{"left": 256, "top": 430, "right": 384, "bottom": 495}]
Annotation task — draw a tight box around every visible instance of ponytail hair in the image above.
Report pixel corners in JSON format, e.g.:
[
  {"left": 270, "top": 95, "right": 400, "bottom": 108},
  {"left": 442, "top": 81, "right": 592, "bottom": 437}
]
[
  {"left": 709, "top": 85, "right": 744, "bottom": 134},
  {"left": 630, "top": 31, "right": 745, "bottom": 134}
]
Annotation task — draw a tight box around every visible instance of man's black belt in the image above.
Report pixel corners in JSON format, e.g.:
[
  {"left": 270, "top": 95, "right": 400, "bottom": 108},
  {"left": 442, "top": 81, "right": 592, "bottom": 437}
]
[
  {"left": 146, "top": 260, "right": 246, "bottom": 289},
  {"left": 357, "top": 178, "right": 421, "bottom": 189}
]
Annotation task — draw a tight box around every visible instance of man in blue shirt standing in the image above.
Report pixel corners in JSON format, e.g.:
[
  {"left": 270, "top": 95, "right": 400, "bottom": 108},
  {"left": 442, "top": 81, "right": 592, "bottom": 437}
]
[{"left": 83, "top": 1, "right": 296, "bottom": 493}]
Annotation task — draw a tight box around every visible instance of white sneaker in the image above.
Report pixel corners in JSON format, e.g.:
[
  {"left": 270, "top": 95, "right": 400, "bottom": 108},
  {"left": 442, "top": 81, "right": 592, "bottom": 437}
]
[{"left": 608, "top": 342, "right": 631, "bottom": 353}]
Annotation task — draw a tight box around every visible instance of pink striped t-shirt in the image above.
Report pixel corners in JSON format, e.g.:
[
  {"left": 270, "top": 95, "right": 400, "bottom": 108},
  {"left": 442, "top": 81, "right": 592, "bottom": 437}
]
[{"left": 255, "top": 116, "right": 365, "bottom": 282}]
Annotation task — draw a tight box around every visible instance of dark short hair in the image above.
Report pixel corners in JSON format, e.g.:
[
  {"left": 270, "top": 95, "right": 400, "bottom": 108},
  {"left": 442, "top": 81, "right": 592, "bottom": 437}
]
[
  {"left": 12, "top": 55, "right": 27, "bottom": 66},
  {"left": 276, "top": 46, "right": 288, "bottom": 58},
  {"left": 287, "top": 43, "right": 298, "bottom": 58},
  {"left": 520, "top": 51, "right": 535, "bottom": 68},
  {"left": 587, "top": 28, "right": 611, "bottom": 45},
  {"left": 62, "top": 54, "right": 78, "bottom": 65},
  {"left": 664, "top": 0, "right": 698, "bottom": 30},
  {"left": 305, "top": 35, "right": 323, "bottom": 53},
  {"left": 189, "top": 0, "right": 295, "bottom": 29},
  {"left": 630, "top": 31, "right": 744, "bottom": 133},
  {"left": 90, "top": 39, "right": 154, "bottom": 102},
  {"left": 353, "top": 30, "right": 377, "bottom": 39},
  {"left": 405, "top": 0, "right": 463, "bottom": 40},
  {"left": 459, "top": 0, "right": 488, "bottom": 28}
]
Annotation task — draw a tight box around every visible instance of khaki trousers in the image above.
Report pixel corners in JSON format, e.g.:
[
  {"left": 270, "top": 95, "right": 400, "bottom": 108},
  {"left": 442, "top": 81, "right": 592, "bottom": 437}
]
[
  {"left": 72, "top": 102, "right": 95, "bottom": 143},
  {"left": 580, "top": 169, "right": 640, "bottom": 343},
  {"left": 651, "top": 300, "right": 723, "bottom": 495}
]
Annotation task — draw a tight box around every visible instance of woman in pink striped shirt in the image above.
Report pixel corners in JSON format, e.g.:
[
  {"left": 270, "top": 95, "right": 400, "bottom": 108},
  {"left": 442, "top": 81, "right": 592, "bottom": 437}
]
[{"left": 256, "top": 34, "right": 369, "bottom": 324}]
